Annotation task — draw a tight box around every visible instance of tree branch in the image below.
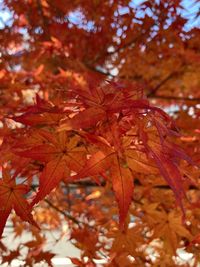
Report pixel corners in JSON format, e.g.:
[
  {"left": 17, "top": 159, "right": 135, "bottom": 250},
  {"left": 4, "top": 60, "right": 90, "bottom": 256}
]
[
  {"left": 148, "top": 95, "right": 200, "bottom": 102},
  {"left": 147, "top": 71, "right": 176, "bottom": 97},
  {"left": 32, "top": 180, "right": 199, "bottom": 190},
  {"left": 91, "top": 26, "right": 152, "bottom": 65},
  {"left": 147, "top": 63, "right": 189, "bottom": 97},
  {"left": 44, "top": 199, "right": 81, "bottom": 225}
]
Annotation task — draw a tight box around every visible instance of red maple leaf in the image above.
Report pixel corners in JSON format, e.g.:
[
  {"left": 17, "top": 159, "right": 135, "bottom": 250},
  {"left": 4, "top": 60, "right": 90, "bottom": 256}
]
[
  {"left": 15, "top": 130, "right": 86, "bottom": 205},
  {"left": 0, "top": 169, "right": 39, "bottom": 238}
]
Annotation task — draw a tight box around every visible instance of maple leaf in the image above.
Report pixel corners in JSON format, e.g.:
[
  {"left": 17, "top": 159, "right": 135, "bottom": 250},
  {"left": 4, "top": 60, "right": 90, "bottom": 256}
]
[
  {"left": 15, "top": 130, "right": 86, "bottom": 205},
  {"left": 72, "top": 147, "right": 134, "bottom": 229},
  {"left": 59, "top": 78, "right": 154, "bottom": 132},
  {"left": 0, "top": 169, "right": 39, "bottom": 238},
  {"left": 111, "top": 157, "right": 134, "bottom": 229},
  {"left": 1, "top": 249, "right": 21, "bottom": 265},
  {"left": 11, "top": 94, "right": 65, "bottom": 126},
  {"left": 108, "top": 224, "right": 145, "bottom": 265},
  {"left": 145, "top": 139, "right": 187, "bottom": 215},
  {"left": 145, "top": 207, "right": 192, "bottom": 253},
  {"left": 138, "top": 118, "right": 195, "bottom": 218},
  {"left": 31, "top": 251, "right": 55, "bottom": 267},
  {"left": 0, "top": 0, "right": 199, "bottom": 263}
]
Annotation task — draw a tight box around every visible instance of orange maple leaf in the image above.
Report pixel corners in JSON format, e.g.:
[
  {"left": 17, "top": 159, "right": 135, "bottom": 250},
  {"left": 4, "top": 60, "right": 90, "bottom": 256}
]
[
  {"left": 72, "top": 147, "right": 134, "bottom": 230},
  {"left": 0, "top": 169, "right": 39, "bottom": 238},
  {"left": 15, "top": 130, "right": 86, "bottom": 205}
]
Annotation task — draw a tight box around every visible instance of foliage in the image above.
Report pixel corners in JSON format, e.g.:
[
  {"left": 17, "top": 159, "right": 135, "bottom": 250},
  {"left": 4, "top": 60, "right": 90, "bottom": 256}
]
[{"left": 0, "top": 0, "right": 200, "bottom": 266}]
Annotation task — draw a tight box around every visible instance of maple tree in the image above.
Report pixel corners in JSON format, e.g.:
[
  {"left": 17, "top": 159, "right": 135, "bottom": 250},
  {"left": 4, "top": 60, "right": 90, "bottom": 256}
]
[{"left": 0, "top": 0, "right": 200, "bottom": 266}]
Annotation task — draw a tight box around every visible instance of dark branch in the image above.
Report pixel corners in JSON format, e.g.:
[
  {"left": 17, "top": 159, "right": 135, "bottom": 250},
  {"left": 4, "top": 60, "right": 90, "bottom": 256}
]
[
  {"left": 147, "top": 72, "right": 176, "bottom": 97},
  {"left": 32, "top": 180, "right": 199, "bottom": 190},
  {"left": 44, "top": 199, "right": 81, "bottom": 225},
  {"left": 148, "top": 95, "right": 200, "bottom": 102}
]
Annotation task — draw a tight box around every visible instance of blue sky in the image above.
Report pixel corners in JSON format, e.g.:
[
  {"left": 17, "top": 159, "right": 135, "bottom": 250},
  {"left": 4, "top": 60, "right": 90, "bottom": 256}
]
[{"left": 0, "top": 0, "right": 199, "bottom": 31}]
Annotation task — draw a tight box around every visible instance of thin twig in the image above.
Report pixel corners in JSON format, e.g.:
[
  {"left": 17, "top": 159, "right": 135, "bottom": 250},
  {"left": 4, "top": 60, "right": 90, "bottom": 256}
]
[
  {"left": 44, "top": 199, "right": 81, "bottom": 225},
  {"left": 147, "top": 72, "right": 176, "bottom": 97},
  {"left": 148, "top": 95, "right": 200, "bottom": 102}
]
